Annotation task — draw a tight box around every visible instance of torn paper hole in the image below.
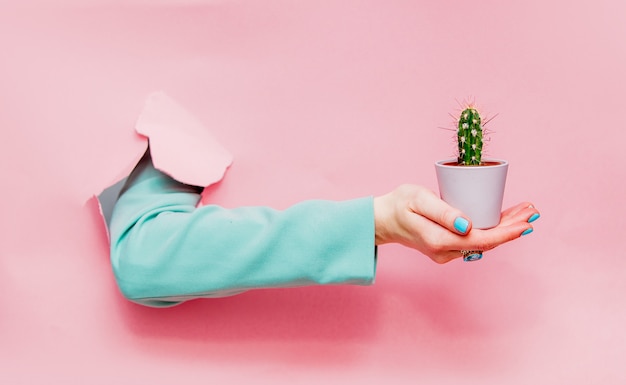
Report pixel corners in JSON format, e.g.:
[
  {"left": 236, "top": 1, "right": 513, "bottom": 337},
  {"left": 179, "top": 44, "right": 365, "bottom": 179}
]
[{"left": 96, "top": 91, "right": 233, "bottom": 240}]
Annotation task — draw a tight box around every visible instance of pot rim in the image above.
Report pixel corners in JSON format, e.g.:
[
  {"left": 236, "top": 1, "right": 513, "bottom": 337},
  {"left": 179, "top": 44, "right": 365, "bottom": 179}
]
[{"left": 435, "top": 158, "right": 508, "bottom": 168}]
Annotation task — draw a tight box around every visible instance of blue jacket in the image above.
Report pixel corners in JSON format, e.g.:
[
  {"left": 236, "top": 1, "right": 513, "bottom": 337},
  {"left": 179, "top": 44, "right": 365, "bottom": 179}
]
[{"left": 109, "top": 151, "right": 377, "bottom": 307}]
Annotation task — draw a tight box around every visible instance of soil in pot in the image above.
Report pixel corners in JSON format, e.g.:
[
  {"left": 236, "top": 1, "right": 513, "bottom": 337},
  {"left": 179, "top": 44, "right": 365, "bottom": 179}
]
[{"left": 441, "top": 161, "right": 504, "bottom": 167}]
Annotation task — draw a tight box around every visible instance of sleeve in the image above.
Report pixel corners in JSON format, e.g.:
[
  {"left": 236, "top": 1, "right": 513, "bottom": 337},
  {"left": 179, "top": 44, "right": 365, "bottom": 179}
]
[{"left": 109, "top": 150, "right": 377, "bottom": 307}]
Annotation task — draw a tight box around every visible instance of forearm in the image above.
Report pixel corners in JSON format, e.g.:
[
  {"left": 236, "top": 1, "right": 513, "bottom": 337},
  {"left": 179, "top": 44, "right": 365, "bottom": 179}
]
[{"left": 109, "top": 151, "right": 377, "bottom": 307}]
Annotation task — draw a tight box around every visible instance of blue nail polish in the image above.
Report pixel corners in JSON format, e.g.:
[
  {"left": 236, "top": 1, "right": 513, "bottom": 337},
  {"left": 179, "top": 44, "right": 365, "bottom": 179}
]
[
  {"left": 528, "top": 213, "right": 540, "bottom": 223},
  {"left": 521, "top": 228, "right": 533, "bottom": 236},
  {"left": 464, "top": 253, "right": 483, "bottom": 262},
  {"left": 454, "top": 217, "right": 469, "bottom": 234}
]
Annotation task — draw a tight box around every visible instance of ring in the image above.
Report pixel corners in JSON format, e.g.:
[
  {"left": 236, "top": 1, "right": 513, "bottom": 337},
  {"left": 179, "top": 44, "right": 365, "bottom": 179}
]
[{"left": 461, "top": 250, "right": 483, "bottom": 262}]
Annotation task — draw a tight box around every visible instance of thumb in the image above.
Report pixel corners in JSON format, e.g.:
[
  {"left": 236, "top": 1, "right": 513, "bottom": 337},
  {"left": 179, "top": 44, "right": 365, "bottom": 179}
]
[{"left": 411, "top": 188, "right": 472, "bottom": 235}]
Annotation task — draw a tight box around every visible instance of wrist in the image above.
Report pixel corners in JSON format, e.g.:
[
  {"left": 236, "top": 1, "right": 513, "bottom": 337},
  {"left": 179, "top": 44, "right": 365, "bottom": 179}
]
[{"left": 373, "top": 195, "right": 392, "bottom": 246}]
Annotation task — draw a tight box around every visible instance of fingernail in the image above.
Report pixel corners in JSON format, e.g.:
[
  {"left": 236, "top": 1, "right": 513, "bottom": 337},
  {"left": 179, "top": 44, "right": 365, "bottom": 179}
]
[
  {"left": 454, "top": 217, "right": 469, "bottom": 234},
  {"left": 528, "top": 213, "right": 540, "bottom": 223},
  {"left": 521, "top": 228, "right": 533, "bottom": 236}
]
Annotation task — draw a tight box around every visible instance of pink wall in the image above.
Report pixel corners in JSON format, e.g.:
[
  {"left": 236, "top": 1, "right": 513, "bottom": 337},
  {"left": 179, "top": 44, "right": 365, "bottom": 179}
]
[{"left": 2, "top": 0, "right": 625, "bottom": 383}]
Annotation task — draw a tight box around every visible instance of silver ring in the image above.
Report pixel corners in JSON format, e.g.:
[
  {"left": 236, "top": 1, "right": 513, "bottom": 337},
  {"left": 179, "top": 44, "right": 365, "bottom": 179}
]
[{"left": 461, "top": 250, "right": 483, "bottom": 262}]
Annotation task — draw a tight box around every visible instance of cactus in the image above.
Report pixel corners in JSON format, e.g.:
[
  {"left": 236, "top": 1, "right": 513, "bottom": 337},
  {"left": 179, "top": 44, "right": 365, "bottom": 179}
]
[{"left": 457, "top": 107, "right": 483, "bottom": 165}]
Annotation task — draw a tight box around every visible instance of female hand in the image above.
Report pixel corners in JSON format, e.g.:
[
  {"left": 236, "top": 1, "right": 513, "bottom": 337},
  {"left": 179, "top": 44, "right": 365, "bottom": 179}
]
[{"left": 373, "top": 185, "right": 539, "bottom": 263}]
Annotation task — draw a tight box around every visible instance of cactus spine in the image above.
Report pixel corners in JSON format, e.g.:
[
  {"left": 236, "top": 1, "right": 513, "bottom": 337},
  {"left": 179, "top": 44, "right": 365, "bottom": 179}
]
[{"left": 457, "top": 107, "right": 483, "bottom": 165}]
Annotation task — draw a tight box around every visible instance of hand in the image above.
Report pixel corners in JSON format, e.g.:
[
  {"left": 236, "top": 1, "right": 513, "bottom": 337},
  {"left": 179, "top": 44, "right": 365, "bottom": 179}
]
[{"left": 373, "top": 185, "right": 539, "bottom": 263}]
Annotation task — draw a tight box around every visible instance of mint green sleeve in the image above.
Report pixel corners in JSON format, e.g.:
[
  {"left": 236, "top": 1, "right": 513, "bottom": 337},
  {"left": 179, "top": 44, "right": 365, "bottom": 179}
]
[{"left": 109, "top": 151, "right": 377, "bottom": 307}]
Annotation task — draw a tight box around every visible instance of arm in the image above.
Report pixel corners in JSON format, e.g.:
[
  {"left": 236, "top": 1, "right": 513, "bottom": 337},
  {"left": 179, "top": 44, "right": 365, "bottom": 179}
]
[
  {"left": 109, "top": 150, "right": 377, "bottom": 307},
  {"left": 110, "top": 151, "right": 539, "bottom": 308}
]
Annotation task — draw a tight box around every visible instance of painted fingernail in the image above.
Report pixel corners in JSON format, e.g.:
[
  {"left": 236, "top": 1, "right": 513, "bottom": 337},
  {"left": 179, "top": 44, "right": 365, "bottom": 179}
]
[
  {"left": 454, "top": 217, "right": 470, "bottom": 234},
  {"left": 528, "top": 213, "right": 540, "bottom": 223},
  {"left": 521, "top": 228, "right": 533, "bottom": 236}
]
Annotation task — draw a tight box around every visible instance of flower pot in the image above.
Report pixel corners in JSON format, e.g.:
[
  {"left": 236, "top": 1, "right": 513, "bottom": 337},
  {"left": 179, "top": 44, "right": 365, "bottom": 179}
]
[{"left": 434, "top": 159, "right": 508, "bottom": 229}]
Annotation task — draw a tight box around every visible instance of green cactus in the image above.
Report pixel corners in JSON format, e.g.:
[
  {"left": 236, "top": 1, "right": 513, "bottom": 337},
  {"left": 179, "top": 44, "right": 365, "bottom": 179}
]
[{"left": 457, "top": 107, "right": 483, "bottom": 165}]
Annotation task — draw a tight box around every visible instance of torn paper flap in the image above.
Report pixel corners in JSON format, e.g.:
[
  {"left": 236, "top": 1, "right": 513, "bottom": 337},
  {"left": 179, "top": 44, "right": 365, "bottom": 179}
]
[{"left": 136, "top": 91, "right": 233, "bottom": 188}]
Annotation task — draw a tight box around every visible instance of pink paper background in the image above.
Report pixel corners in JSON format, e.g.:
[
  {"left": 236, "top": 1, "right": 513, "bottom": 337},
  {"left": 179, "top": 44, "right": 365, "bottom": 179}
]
[{"left": 2, "top": 0, "right": 625, "bottom": 383}]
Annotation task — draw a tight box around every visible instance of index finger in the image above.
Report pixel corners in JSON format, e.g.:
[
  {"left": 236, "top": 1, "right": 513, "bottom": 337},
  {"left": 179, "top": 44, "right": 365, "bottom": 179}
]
[{"left": 455, "top": 219, "right": 533, "bottom": 252}]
